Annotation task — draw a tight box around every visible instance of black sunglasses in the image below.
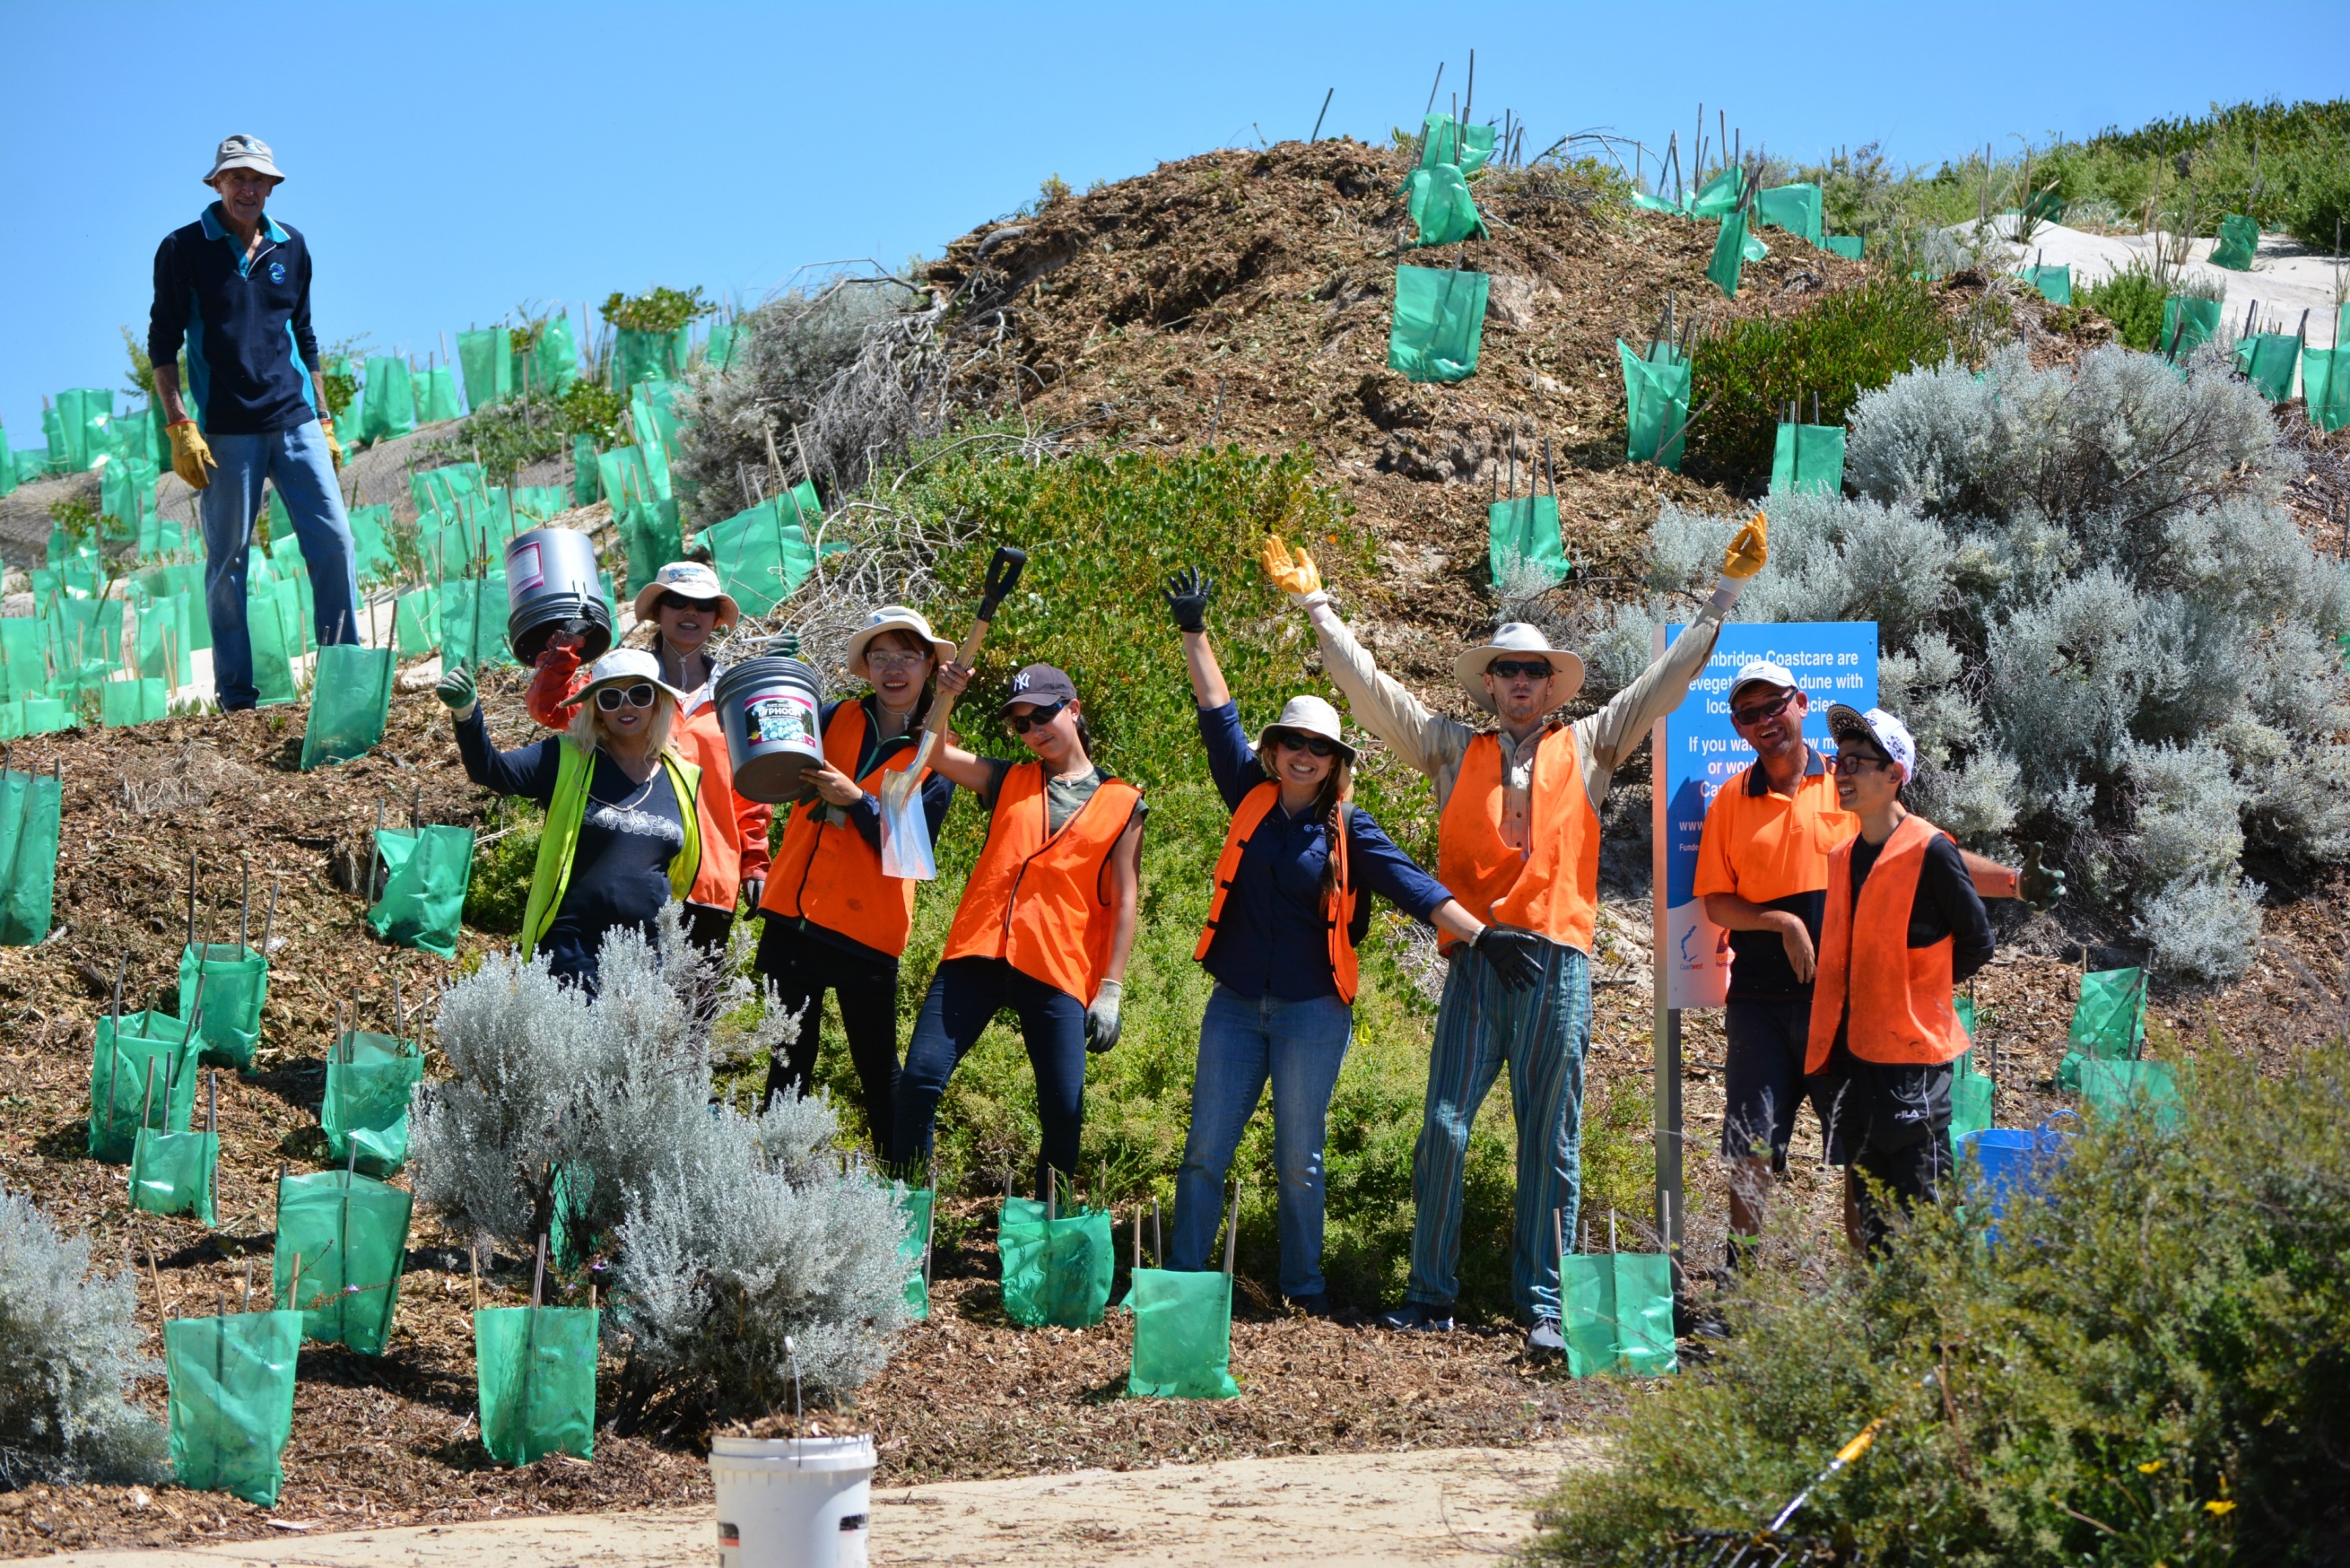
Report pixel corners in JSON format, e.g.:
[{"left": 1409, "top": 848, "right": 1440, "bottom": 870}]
[
  {"left": 658, "top": 592, "right": 722, "bottom": 614},
  {"left": 594, "top": 683, "right": 659, "bottom": 711},
  {"left": 1488, "top": 657, "right": 1557, "bottom": 682},
  {"left": 1004, "top": 699, "right": 1069, "bottom": 735},
  {"left": 1268, "top": 729, "right": 1341, "bottom": 757},
  {"left": 1731, "top": 690, "right": 1796, "bottom": 727}
]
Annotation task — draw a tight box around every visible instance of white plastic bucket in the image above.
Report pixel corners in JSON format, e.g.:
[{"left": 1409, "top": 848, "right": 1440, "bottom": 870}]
[
  {"left": 710, "top": 1435, "right": 873, "bottom": 1568},
  {"left": 713, "top": 655, "right": 824, "bottom": 803}
]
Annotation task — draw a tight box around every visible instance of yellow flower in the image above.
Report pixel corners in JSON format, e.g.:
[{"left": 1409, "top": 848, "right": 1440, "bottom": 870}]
[
  {"left": 2137, "top": 1460, "right": 2164, "bottom": 1474},
  {"left": 2205, "top": 1500, "right": 2236, "bottom": 1516}
]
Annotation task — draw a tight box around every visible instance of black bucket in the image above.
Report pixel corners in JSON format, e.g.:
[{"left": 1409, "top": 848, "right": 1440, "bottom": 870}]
[{"left": 505, "top": 527, "right": 614, "bottom": 666}]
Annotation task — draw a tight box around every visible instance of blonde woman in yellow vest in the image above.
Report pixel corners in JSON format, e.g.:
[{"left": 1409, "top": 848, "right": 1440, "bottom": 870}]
[
  {"left": 1262, "top": 517, "right": 1767, "bottom": 1354},
  {"left": 1164, "top": 567, "right": 1489, "bottom": 1314},
  {"left": 439, "top": 648, "right": 702, "bottom": 992}
]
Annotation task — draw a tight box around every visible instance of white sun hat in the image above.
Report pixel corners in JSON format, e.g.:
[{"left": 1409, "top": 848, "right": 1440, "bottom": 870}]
[
  {"left": 1452, "top": 623, "right": 1586, "bottom": 712},
  {"left": 844, "top": 604, "right": 957, "bottom": 676}
]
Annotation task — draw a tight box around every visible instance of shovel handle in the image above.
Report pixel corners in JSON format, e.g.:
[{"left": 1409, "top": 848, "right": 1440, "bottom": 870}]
[{"left": 882, "top": 548, "right": 1026, "bottom": 810}]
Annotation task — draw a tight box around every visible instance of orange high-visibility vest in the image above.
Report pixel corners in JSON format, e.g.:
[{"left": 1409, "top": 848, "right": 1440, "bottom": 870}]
[
  {"left": 1435, "top": 727, "right": 1601, "bottom": 954},
  {"left": 759, "top": 703, "right": 924, "bottom": 957},
  {"left": 1805, "top": 812, "right": 1969, "bottom": 1073},
  {"left": 942, "top": 761, "right": 1143, "bottom": 999},
  {"left": 1194, "top": 782, "right": 1360, "bottom": 1003},
  {"left": 673, "top": 701, "right": 773, "bottom": 913}
]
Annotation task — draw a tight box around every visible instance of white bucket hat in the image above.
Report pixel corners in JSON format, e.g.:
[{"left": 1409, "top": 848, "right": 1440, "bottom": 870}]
[
  {"left": 1453, "top": 623, "right": 1586, "bottom": 712},
  {"left": 1257, "top": 695, "right": 1357, "bottom": 763},
  {"left": 632, "top": 561, "right": 741, "bottom": 628},
  {"left": 568, "top": 648, "right": 689, "bottom": 709},
  {"left": 845, "top": 604, "right": 956, "bottom": 677},
  {"left": 205, "top": 134, "right": 283, "bottom": 184}
]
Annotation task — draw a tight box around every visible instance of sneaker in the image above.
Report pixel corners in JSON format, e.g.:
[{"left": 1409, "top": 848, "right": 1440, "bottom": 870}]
[
  {"left": 1525, "top": 1317, "right": 1566, "bottom": 1357},
  {"left": 1283, "top": 1291, "right": 1334, "bottom": 1319},
  {"left": 1374, "top": 1300, "right": 1455, "bottom": 1332}
]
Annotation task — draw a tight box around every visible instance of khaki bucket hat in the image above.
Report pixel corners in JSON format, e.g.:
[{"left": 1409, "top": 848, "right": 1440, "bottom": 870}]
[
  {"left": 845, "top": 605, "right": 956, "bottom": 677},
  {"left": 1453, "top": 623, "right": 1586, "bottom": 712},
  {"left": 632, "top": 561, "right": 742, "bottom": 629},
  {"left": 1257, "top": 695, "right": 1358, "bottom": 762},
  {"left": 205, "top": 134, "right": 283, "bottom": 184}
]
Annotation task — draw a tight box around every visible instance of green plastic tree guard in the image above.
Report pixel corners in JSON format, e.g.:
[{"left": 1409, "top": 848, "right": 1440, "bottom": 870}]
[
  {"left": 1123, "top": 1268, "right": 1240, "bottom": 1398},
  {"left": 2308, "top": 345, "right": 2350, "bottom": 433},
  {"left": 1416, "top": 112, "right": 1494, "bottom": 174},
  {"left": 12, "top": 698, "right": 67, "bottom": 736},
  {"left": 102, "top": 455, "right": 160, "bottom": 539},
  {"left": 100, "top": 677, "right": 170, "bottom": 728},
  {"left": 1487, "top": 495, "right": 1567, "bottom": 589},
  {"left": 1617, "top": 341, "right": 1692, "bottom": 471},
  {"left": 0, "top": 429, "right": 13, "bottom": 498},
  {"left": 87, "top": 1011, "right": 201, "bottom": 1163},
  {"left": 1401, "top": 163, "right": 1486, "bottom": 248},
  {"left": 1561, "top": 1251, "right": 1678, "bottom": 1378},
  {"left": 246, "top": 578, "right": 298, "bottom": 705},
  {"left": 2209, "top": 214, "right": 2258, "bottom": 271},
  {"left": 621, "top": 498, "right": 685, "bottom": 598},
  {"left": 437, "top": 571, "right": 515, "bottom": 672},
  {"left": 298, "top": 645, "right": 395, "bottom": 770},
  {"left": 52, "top": 389, "right": 118, "bottom": 473},
  {"left": 412, "top": 462, "right": 486, "bottom": 519},
  {"left": 1770, "top": 423, "right": 1846, "bottom": 496},
  {"left": 998, "top": 1198, "right": 1114, "bottom": 1328},
  {"left": 322, "top": 1029, "right": 426, "bottom": 1175},
  {"left": 2018, "top": 264, "right": 2073, "bottom": 305},
  {"left": 0, "top": 763, "right": 61, "bottom": 945},
  {"left": 2232, "top": 333, "right": 2301, "bottom": 404},
  {"left": 345, "top": 504, "right": 395, "bottom": 584},
  {"left": 166, "top": 1310, "right": 303, "bottom": 1505},
  {"left": 1389, "top": 266, "right": 1489, "bottom": 384},
  {"left": 612, "top": 327, "right": 690, "bottom": 390},
  {"left": 1755, "top": 183, "right": 1823, "bottom": 248},
  {"left": 571, "top": 435, "right": 601, "bottom": 504},
  {"left": 367, "top": 824, "right": 477, "bottom": 960},
  {"left": 0, "top": 620, "right": 42, "bottom": 701},
  {"left": 414, "top": 365, "right": 464, "bottom": 424},
  {"left": 1949, "top": 1060, "right": 1995, "bottom": 1156},
  {"left": 703, "top": 490, "right": 818, "bottom": 617},
  {"left": 394, "top": 589, "right": 440, "bottom": 656},
  {"left": 457, "top": 328, "right": 512, "bottom": 411},
  {"left": 135, "top": 592, "right": 195, "bottom": 687},
  {"left": 899, "top": 1187, "right": 933, "bottom": 1320},
  {"left": 533, "top": 315, "right": 579, "bottom": 394},
  {"left": 2161, "top": 296, "right": 2223, "bottom": 361},
  {"left": 130, "top": 1126, "right": 219, "bottom": 1225},
  {"left": 1707, "top": 210, "right": 1750, "bottom": 299},
  {"left": 273, "top": 1168, "right": 411, "bottom": 1354},
  {"left": 628, "top": 380, "right": 683, "bottom": 463},
  {"left": 1687, "top": 167, "right": 1742, "bottom": 219},
  {"left": 356, "top": 358, "right": 415, "bottom": 444},
  {"left": 179, "top": 942, "right": 268, "bottom": 1070},
  {"left": 704, "top": 321, "right": 739, "bottom": 370},
  {"left": 2058, "top": 966, "right": 2146, "bottom": 1090},
  {"left": 475, "top": 1307, "right": 599, "bottom": 1465},
  {"left": 2079, "top": 1057, "right": 2183, "bottom": 1130}
]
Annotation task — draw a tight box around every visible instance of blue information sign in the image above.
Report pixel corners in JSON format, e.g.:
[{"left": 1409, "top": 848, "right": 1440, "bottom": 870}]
[{"left": 1652, "top": 622, "right": 1877, "bottom": 1008}]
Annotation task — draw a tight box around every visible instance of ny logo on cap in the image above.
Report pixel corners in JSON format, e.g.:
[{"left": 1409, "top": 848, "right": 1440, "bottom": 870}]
[{"left": 1011, "top": 671, "right": 1033, "bottom": 692}]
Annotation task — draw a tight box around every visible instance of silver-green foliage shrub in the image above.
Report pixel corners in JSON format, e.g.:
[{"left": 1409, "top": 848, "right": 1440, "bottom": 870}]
[
  {"left": 0, "top": 1188, "right": 168, "bottom": 1486},
  {"left": 1634, "top": 344, "right": 2350, "bottom": 981},
  {"left": 411, "top": 909, "right": 910, "bottom": 1410}
]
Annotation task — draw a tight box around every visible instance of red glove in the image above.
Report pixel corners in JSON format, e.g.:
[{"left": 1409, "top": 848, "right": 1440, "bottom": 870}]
[{"left": 525, "top": 642, "right": 589, "bottom": 730}]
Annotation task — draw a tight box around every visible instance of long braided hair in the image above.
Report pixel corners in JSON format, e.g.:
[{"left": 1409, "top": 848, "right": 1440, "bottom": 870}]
[{"left": 1313, "top": 757, "right": 1355, "bottom": 915}]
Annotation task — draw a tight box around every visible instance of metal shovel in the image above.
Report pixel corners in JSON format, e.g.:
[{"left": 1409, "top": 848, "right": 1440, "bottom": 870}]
[{"left": 878, "top": 545, "right": 1027, "bottom": 880}]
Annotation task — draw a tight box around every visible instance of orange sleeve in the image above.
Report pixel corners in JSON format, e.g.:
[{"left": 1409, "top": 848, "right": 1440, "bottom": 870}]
[
  {"left": 524, "top": 646, "right": 588, "bottom": 730},
  {"left": 1691, "top": 789, "right": 1742, "bottom": 899},
  {"left": 736, "top": 795, "right": 774, "bottom": 882}
]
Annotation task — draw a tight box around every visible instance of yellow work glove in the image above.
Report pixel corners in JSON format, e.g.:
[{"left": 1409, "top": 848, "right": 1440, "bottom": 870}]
[
  {"left": 166, "top": 420, "right": 216, "bottom": 491},
  {"left": 1721, "top": 512, "right": 1769, "bottom": 579},
  {"left": 319, "top": 417, "right": 345, "bottom": 474},
  {"left": 1260, "top": 535, "right": 1325, "bottom": 604}
]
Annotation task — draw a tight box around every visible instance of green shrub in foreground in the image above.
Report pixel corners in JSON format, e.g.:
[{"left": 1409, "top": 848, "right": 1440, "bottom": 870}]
[
  {"left": 1527, "top": 1026, "right": 2350, "bottom": 1564},
  {"left": 2081, "top": 263, "right": 2167, "bottom": 351},
  {"left": 1686, "top": 276, "right": 1954, "bottom": 491}
]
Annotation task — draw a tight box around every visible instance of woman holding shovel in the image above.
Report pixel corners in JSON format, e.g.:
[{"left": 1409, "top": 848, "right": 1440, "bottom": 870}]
[
  {"left": 525, "top": 561, "right": 772, "bottom": 955},
  {"left": 439, "top": 648, "right": 705, "bottom": 992},
  {"left": 1162, "top": 567, "right": 1494, "bottom": 1315},
  {"left": 754, "top": 605, "right": 961, "bottom": 1153}
]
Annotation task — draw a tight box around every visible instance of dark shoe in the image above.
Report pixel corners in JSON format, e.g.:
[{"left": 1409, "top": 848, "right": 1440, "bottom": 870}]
[
  {"left": 1525, "top": 1317, "right": 1566, "bottom": 1357},
  {"left": 1374, "top": 1300, "right": 1454, "bottom": 1332},
  {"left": 1283, "top": 1291, "right": 1333, "bottom": 1318}
]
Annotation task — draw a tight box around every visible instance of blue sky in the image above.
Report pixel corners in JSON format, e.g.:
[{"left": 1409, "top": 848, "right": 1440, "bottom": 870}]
[{"left": 4, "top": 1, "right": 2344, "bottom": 433}]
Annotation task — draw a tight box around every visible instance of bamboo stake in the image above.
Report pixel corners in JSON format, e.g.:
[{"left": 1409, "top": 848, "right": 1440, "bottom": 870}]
[
  {"left": 261, "top": 875, "right": 280, "bottom": 955},
  {"left": 139, "top": 1056, "right": 158, "bottom": 1137},
  {"left": 1153, "top": 1198, "right": 1162, "bottom": 1267},
  {"left": 240, "top": 855, "right": 251, "bottom": 953},
  {"left": 1555, "top": 1205, "right": 1567, "bottom": 1263},
  {"left": 470, "top": 1239, "right": 481, "bottom": 1313},
  {"left": 1222, "top": 1181, "right": 1242, "bottom": 1276},
  {"left": 534, "top": 1234, "right": 548, "bottom": 1308}
]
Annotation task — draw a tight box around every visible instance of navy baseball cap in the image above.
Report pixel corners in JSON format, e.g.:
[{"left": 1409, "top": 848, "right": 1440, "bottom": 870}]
[{"left": 998, "top": 664, "right": 1080, "bottom": 714}]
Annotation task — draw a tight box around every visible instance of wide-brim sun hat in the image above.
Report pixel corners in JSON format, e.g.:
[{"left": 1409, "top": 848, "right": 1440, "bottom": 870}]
[
  {"left": 632, "top": 561, "right": 741, "bottom": 629},
  {"left": 845, "top": 604, "right": 957, "bottom": 677},
  {"left": 1453, "top": 623, "right": 1586, "bottom": 712},
  {"left": 1257, "top": 695, "right": 1358, "bottom": 763},
  {"left": 205, "top": 134, "right": 283, "bottom": 184},
  {"left": 567, "top": 648, "right": 689, "bottom": 709}
]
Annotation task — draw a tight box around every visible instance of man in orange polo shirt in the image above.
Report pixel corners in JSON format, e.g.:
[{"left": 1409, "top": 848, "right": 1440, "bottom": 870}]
[{"left": 1695, "top": 661, "right": 2061, "bottom": 1263}]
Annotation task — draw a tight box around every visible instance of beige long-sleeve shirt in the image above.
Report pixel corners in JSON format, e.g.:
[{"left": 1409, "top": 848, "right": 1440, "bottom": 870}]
[{"left": 1305, "top": 583, "right": 1741, "bottom": 832}]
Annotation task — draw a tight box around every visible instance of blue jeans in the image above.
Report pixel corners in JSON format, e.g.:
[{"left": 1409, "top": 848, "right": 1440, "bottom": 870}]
[
  {"left": 1170, "top": 985, "right": 1352, "bottom": 1298},
  {"left": 198, "top": 420, "right": 360, "bottom": 709},
  {"left": 1405, "top": 939, "right": 1591, "bottom": 1320},
  {"left": 893, "top": 956, "right": 1088, "bottom": 1197}
]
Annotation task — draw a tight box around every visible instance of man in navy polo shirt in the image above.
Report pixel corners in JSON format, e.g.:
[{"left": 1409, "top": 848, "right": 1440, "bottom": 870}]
[{"left": 148, "top": 133, "right": 361, "bottom": 711}]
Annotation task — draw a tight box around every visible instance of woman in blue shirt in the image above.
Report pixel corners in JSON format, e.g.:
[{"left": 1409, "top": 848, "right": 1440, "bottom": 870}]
[{"left": 1163, "top": 568, "right": 1490, "bottom": 1314}]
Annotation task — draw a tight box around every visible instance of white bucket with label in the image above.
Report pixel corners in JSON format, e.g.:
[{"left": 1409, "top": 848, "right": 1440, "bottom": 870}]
[
  {"left": 710, "top": 1435, "right": 873, "bottom": 1568},
  {"left": 713, "top": 655, "right": 823, "bottom": 803}
]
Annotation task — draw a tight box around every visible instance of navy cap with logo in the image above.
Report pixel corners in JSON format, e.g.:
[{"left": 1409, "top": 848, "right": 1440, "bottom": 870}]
[{"left": 998, "top": 664, "right": 1080, "bottom": 715}]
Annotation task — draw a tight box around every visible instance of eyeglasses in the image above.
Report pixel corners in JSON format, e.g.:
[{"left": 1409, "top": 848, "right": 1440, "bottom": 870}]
[
  {"left": 1488, "top": 658, "right": 1557, "bottom": 682},
  {"left": 1730, "top": 691, "right": 1795, "bottom": 727},
  {"left": 1004, "top": 699, "right": 1068, "bottom": 735},
  {"left": 1269, "top": 729, "right": 1341, "bottom": 757},
  {"left": 864, "top": 648, "right": 930, "bottom": 670},
  {"left": 595, "top": 683, "right": 658, "bottom": 711},
  {"left": 1831, "top": 749, "right": 1892, "bottom": 775},
  {"left": 658, "top": 593, "right": 721, "bottom": 615}
]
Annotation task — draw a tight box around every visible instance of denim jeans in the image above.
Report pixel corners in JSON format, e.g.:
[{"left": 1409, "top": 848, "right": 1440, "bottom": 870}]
[
  {"left": 893, "top": 956, "right": 1087, "bottom": 1196},
  {"left": 1170, "top": 984, "right": 1353, "bottom": 1298},
  {"left": 198, "top": 419, "right": 360, "bottom": 709}
]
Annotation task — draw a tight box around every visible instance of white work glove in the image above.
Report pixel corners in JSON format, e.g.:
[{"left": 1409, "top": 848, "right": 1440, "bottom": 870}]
[{"left": 1085, "top": 979, "right": 1124, "bottom": 1054}]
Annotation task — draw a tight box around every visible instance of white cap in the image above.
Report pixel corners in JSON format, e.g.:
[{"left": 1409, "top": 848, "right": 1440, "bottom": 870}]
[
  {"left": 1730, "top": 659, "right": 1798, "bottom": 699},
  {"left": 1825, "top": 704, "right": 1916, "bottom": 781}
]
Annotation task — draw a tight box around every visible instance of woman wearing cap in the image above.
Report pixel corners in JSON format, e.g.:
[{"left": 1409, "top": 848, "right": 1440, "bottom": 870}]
[
  {"left": 755, "top": 606, "right": 961, "bottom": 1149},
  {"left": 1162, "top": 568, "right": 1491, "bottom": 1313},
  {"left": 1802, "top": 704, "right": 1994, "bottom": 1256},
  {"left": 527, "top": 562, "right": 775, "bottom": 953},
  {"left": 438, "top": 649, "right": 704, "bottom": 992},
  {"left": 888, "top": 661, "right": 1145, "bottom": 1198}
]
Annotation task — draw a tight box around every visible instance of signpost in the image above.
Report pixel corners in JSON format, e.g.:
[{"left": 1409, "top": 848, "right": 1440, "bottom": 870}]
[{"left": 1649, "top": 621, "right": 1876, "bottom": 1251}]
